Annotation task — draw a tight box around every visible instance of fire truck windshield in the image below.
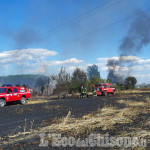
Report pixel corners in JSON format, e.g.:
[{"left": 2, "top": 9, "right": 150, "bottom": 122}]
[{"left": 0, "top": 88, "right": 7, "bottom": 93}]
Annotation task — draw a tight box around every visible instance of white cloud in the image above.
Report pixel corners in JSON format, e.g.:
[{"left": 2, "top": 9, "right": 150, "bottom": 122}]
[
  {"left": 0, "top": 48, "right": 57, "bottom": 64},
  {"left": 34, "top": 58, "right": 84, "bottom": 67},
  {"left": 0, "top": 49, "right": 84, "bottom": 74},
  {"left": 138, "top": 59, "right": 150, "bottom": 64},
  {"left": 52, "top": 58, "right": 84, "bottom": 65},
  {"left": 28, "top": 58, "right": 84, "bottom": 74}
]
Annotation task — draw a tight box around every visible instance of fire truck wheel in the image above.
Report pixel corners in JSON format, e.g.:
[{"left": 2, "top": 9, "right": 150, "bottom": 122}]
[
  {"left": 0, "top": 99, "right": 6, "bottom": 108},
  {"left": 20, "top": 97, "right": 27, "bottom": 105}
]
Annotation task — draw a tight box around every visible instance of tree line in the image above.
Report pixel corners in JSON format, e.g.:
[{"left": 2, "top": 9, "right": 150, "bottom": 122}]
[{"left": 35, "top": 64, "right": 137, "bottom": 95}]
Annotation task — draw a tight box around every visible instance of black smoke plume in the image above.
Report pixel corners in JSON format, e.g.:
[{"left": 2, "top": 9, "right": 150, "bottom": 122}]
[{"left": 107, "top": 10, "right": 150, "bottom": 84}]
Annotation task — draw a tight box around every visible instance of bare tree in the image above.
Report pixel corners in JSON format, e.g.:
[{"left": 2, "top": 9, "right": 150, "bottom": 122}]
[{"left": 52, "top": 67, "right": 71, "bottom": 95}]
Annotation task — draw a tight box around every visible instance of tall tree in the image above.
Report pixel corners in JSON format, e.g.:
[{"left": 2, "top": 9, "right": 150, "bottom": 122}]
[
  {"left": 87, "top": 64, "right": 100, "bottom": 80},
  {"left": 71, "top": 68, "right": 87, "bottom": 92}
]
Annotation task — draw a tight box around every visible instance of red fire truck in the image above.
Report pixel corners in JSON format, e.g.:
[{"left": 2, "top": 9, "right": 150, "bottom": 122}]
[
  {"left": 0, "top": 84, "right": 31, "bottom": 107},
  {"left": 95, "top": 83, "right": 115, "bottom": 96}
]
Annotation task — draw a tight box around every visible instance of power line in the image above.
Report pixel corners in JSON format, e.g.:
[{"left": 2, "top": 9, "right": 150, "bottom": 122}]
[
  {"left": 21, "top": 0, "right": 121, "bottom": 47},
  {"left": 49, "top": 8, "right": 150, "bottom": 49}
]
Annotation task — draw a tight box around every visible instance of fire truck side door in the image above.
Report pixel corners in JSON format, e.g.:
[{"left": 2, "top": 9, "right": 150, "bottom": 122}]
[
  {"left": 13, "top": 88, "right": 19, "bottom": 100},
  {"left": 6, "top": 88, "right": 14, "bottom": 101}
]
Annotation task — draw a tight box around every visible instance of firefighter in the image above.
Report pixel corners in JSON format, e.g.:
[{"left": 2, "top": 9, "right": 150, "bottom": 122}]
[
  {"left": 81, "top": 85, "right": 87, "bottom": 98},
  {"left": 84, "top": 86, "right": 87, "bottom": 97},
  {"left": 91, "top": 84, "right": 97, "bottom": 97},
  {"left": 80, "top": 85, "right": 84, "bottom": 98}
]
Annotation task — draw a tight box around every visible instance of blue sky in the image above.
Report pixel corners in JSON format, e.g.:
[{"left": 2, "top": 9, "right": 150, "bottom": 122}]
[{"left": 0, "top": 0, "right": 150, "bottom": 84}]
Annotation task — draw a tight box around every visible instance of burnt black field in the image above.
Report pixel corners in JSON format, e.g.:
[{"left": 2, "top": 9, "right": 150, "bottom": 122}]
[{"left": 0, "top": 90, "right": 150, "bottom": 149}]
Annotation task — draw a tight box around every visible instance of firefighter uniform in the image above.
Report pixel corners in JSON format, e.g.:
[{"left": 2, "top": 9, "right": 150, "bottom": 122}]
[
  {"left": 81, "top": 86, "right": 87, "bottom": 98},
  {"left": 92, "top": 85, "right": 97, "bottom": 97}
]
